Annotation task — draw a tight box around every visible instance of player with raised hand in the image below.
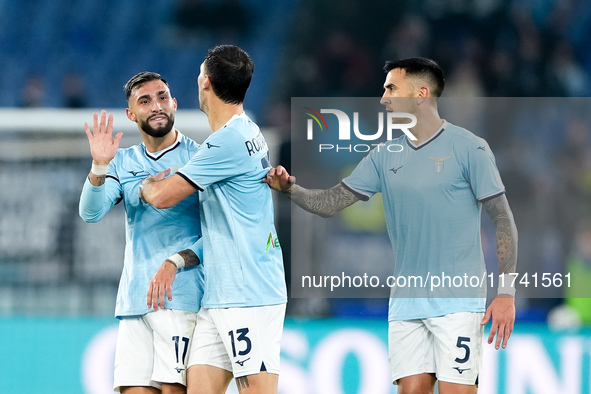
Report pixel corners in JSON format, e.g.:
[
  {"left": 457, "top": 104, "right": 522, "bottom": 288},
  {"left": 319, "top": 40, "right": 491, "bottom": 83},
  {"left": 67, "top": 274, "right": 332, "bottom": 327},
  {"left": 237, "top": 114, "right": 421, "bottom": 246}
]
[
  {"left": 140, "top": 45, "right": 287, "bottom": 394},
  {"left": 79, "top": 72, "right": 204, "bottom": 394},
  {"left": 264, "top": 58, "right": 518, "bottom": 394}
]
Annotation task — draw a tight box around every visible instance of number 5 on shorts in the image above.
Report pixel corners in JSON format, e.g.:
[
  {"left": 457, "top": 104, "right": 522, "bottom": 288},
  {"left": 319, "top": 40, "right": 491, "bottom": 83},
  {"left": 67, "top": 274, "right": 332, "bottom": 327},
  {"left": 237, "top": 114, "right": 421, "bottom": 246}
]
[
  {"left": 454, "top": 336, "right": 471, "bottom": 363},
  {"left": 228, "top": 327, "right": 252, "bottom": 357}
]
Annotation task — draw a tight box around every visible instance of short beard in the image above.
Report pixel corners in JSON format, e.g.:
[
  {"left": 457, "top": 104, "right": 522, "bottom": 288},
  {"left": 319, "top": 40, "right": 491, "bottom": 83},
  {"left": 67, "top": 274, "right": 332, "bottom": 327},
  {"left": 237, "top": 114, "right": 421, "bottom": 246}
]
[{"left": 139, "top": 113, "right": 175, "bottom": 138}]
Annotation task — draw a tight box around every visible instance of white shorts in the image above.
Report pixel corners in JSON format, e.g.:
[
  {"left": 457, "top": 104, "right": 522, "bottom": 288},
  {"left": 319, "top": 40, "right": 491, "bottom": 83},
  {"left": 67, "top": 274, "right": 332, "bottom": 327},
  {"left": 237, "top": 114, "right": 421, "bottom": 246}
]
[
  {"left": 113, "top": 309, "right": 198, "bottom": 391},
  {"left": 188, "top": 303, "right": 286, "bottom": 378},
  {"left": 389, "top": 312, "right": 484, "bottom": 385}
]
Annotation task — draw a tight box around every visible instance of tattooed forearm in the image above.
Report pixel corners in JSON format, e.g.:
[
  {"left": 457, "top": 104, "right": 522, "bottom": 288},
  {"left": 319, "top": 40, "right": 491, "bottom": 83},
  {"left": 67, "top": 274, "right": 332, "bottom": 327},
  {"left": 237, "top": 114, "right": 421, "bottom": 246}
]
[
  {"left": 287, "top": 183, "right": 360, "bottom": 218},
  {"left": 483, "top": 194, "right": 518, "bottom": 275},
  {"left": 236, "top": 376, "right": 250, "bottom": 390},
  {"left": 88, "top": 173, "right": 106, "bottom": 187},
  {"left": 177, "top": 249, "right": 200, "bottom": 269}
]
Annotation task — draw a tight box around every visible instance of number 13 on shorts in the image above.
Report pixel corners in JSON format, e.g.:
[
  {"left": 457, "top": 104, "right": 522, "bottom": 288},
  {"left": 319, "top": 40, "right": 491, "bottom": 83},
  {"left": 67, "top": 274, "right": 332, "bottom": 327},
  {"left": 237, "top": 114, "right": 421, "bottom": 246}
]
[{"left": 228, "top": 328, "right": 252, "bottom": 359}]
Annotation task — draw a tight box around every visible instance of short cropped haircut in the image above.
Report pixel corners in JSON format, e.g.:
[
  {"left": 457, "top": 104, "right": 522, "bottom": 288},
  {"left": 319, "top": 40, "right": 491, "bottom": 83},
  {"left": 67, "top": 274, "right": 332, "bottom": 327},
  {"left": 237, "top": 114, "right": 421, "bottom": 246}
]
[
  {"left": 124, "top": 72, "right": 169, "bottom": 101},
  {"left": 204, "top": 45, "right": 254, "bottom": 104},
  {"left": 384, "top": 58, "right": 445, "bottom": 97}
]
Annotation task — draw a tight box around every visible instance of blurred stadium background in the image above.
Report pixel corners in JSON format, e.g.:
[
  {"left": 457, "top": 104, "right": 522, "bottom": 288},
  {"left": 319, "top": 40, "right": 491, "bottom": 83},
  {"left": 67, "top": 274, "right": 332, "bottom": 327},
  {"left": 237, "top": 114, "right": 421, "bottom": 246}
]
[{"left": 2, "top": 0, "right": 591, "bottom": 393}]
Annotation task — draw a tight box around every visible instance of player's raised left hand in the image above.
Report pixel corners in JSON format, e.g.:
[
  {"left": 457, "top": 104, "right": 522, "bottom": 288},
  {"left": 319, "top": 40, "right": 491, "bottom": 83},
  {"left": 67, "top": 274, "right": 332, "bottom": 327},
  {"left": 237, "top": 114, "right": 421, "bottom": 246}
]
[
  {"left": 481, "top": 294, "right": 515, "bottom": 350},
  {"left": 84, "top": 110, "right": 123, "bottom": 165},
  {"left": 147, "top": 260, "right": 177, "bottom": 311}
]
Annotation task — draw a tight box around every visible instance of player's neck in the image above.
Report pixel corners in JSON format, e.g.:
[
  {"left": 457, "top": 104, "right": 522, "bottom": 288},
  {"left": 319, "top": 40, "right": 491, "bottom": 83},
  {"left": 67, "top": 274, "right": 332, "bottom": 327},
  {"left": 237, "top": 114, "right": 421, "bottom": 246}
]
[
  {"left": 206, "top": 101, "right": 245, "bottom": 132},
  {"left": 142, "top": 129, "right": 178, "bottom": 153},
  {"left": 408, "top": 109, "right": 443, "bottom": 146}
]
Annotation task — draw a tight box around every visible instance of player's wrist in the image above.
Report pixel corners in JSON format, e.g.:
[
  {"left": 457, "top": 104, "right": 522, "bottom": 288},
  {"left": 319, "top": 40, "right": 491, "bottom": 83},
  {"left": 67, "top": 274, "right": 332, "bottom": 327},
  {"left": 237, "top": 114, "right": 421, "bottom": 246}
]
[
  {"left": 497, "top": 273, "right": 516, "bottom": 297},
  {"left": 90, "top": 162, "right": 109, "bottom": 176},
  {"left": 165, "top": 253, "right": 185, "bottom": 270},
  {"left": 284, "top": 183, "right": 297, "bottom": 195},
  {"left": 138, "top": 177, "right": 155, "bottom": 204}
]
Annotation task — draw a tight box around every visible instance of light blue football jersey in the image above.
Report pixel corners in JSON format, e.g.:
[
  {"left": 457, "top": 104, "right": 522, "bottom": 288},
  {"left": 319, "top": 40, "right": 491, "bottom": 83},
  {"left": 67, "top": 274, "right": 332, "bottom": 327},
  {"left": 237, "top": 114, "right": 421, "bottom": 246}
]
[
  {"left": 342, "top": 121, "right": 505, "bottom": 321},
  {"left": 79, "top": 131, "right": 204, "bottom": 318},
  {"left": 177, "top": 113, "right": 287, "bottom": 308}
]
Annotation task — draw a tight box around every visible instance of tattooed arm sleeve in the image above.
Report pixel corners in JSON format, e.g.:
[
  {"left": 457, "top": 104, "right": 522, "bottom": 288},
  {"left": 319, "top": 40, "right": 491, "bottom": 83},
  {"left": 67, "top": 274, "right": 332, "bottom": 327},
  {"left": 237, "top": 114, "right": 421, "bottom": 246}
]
[
  {"left": 483, "top": 194, "right": 518, "bottom": 275},
  {"left": 286, "top": 183, "right": 361, "bottom": 218}
]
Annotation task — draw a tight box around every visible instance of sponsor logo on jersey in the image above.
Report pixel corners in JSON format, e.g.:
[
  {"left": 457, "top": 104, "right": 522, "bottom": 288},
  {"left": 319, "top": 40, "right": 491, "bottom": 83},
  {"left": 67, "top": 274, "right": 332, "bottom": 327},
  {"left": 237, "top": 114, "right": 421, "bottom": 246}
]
[
  {"left": 390, "top": 165, "right": 403, "bottom": 174},
  {"left": 206, "top": 142, "right": 220, "bottom": 149},
  {"left": 128, "top": 170, "right": 148, "bottom": 177},
  {"left": 429, "top": 156, "right": 451, "bottom": 173},
  {"left": 265, "top": 233, "right": 280, "bottom": 252}
]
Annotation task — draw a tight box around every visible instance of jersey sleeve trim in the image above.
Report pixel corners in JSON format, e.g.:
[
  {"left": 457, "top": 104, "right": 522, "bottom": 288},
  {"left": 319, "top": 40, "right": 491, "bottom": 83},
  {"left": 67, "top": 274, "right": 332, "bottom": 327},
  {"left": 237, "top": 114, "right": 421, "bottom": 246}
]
[
  {"left": 478, "top": 190, "right": 506, "bottom": 203},
  {"left": 106, "top": 175, "right": 120, "bottom": 183},
  {"left": 341, "top": 180, "right": 371, "bottom": 202},
  {"left": 177, "top": 171, "right": 205, "bottom": 192}
]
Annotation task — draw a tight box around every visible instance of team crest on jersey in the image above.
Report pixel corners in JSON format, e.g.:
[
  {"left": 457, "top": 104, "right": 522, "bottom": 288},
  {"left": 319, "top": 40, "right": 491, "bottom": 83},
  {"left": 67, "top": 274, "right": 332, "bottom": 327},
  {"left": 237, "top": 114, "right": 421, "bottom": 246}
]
[{"left": 429, "top": 156, "right": 451, "bottom": 173}]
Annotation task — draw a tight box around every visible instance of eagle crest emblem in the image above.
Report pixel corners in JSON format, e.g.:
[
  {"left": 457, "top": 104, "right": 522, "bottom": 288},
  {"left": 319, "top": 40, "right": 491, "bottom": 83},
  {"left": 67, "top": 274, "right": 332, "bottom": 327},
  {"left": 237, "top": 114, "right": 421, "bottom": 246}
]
[{"left": 429, "top": 156, "right": 451, "bottom": 173}]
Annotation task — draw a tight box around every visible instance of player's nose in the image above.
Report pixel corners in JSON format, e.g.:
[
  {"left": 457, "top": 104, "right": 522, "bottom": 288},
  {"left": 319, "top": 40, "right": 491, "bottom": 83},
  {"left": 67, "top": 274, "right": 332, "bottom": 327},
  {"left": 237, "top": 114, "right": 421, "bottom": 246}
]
[{"left": 150, "top": 101, "right": 163, "bottom": 112}]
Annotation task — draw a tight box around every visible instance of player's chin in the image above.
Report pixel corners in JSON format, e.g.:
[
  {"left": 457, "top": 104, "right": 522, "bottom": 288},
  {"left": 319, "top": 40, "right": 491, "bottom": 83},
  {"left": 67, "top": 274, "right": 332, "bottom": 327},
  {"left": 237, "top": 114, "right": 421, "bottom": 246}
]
[{"left": 149, "top": 119, "right": 167, "bottom": 127}]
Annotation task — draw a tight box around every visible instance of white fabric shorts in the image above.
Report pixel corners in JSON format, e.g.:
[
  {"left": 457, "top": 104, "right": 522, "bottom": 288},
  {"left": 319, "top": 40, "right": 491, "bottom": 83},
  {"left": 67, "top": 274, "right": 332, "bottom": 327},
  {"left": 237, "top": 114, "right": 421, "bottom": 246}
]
[
  {"left": 389, "top": 312, "right": 484, "bottom": 385},
  {"left": 113, "top": 309, "right": 198, "bottom": 391},
  {"left": 188, "top": 303, "right": 286, "bottom": 378}
]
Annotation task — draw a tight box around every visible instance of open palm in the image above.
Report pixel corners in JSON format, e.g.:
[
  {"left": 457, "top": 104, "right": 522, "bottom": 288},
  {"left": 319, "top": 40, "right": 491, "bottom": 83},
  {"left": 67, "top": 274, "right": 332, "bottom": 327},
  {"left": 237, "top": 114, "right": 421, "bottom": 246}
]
[{"left": 84, "top": 110, "right": 123, "bottom": 165}]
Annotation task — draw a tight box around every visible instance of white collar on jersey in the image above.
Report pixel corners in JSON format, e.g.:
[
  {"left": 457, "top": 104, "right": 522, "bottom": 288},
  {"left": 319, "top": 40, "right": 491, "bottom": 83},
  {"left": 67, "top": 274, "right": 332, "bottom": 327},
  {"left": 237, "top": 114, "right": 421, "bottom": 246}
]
[
  {"left": 145, "top": 130, "right": 183, "bottom": 160},
  {"left": 220, "top": 112, "right": 248, "bottom": 129}
]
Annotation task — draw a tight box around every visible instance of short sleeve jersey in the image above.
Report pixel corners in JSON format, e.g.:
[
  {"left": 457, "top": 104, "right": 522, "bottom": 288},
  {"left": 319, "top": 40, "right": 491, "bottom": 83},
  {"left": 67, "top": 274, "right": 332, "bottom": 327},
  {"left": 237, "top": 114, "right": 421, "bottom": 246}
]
[
  {"left": 79, "top": 131, "right": 204, "bottom": 318},
  {"left": 342, "top": 121, "right": 505, "bottom": 321},
  {"left": 178, "top": 113, "right": 287, "bottom": 308}
]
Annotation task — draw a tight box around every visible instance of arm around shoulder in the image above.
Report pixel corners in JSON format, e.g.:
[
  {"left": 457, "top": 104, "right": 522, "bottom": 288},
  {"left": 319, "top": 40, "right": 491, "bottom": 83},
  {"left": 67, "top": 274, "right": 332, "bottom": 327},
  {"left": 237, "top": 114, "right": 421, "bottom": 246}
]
[{"left": 140, "top": 173, "right": 198, "bottom": 209}]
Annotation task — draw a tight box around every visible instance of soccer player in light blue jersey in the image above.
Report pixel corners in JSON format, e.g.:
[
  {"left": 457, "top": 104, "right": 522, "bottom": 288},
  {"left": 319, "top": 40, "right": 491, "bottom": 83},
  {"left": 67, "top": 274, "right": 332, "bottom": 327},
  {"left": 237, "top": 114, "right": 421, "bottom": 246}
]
[
  {"left": 79, "top": 72, "right": 204, "bottom": 394},
  {"left": 140, "top": 46, "right": 287, "bottom": 394},
  {"left": 265, "top": 58, "right": 518, "bottom": 394}
]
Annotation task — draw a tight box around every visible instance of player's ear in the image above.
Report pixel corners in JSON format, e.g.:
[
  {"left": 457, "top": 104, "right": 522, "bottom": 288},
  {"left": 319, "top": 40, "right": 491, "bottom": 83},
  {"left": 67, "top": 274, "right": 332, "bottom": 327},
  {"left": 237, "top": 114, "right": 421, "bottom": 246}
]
[
  {"left": 202, "top": 75, "right": 211, "bottom": 90},
  {"left": 172, "top": 97, "right": 178, "bottom": 112},
  {"left": 417, "top": 85, "right": 430, "bottom": 98},
  {"left": 126, "top": 108, "right": 136, "bottom": 122}
]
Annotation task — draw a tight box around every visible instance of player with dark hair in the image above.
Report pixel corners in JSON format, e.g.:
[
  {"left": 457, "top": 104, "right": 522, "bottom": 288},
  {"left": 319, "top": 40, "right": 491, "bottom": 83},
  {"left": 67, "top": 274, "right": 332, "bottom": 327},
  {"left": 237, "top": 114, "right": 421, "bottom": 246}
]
[
  {"left": 80, "top": 71, "right": 204, "bottom": 394},
  {"left": 265, "top": 57, "right": 518, "bottom": 394},
  {"left": 141, "top": 45, "right": 287, "bottom": 394}
]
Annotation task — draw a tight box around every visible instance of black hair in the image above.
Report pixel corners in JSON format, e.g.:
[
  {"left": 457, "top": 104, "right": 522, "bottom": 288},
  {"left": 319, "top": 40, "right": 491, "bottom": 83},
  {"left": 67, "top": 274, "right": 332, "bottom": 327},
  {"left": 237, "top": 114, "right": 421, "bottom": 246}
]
[
  {"left": 124, "top": 72, "right": 169, "bottom": 101},
  {"left": 384, "top": 58, "right": 445, "bottom": 97},
  {"left": 204, "top": 45, "right": 254, "bottom": 104}
]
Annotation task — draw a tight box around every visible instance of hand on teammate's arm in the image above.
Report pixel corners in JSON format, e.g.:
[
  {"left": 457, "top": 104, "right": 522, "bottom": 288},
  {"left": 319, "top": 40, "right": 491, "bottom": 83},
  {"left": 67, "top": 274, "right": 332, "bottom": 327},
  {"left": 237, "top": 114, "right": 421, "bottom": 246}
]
[
  {"left": 263, "top": 165, "right": 360, "bottom": 217},
  {"left": 481, "top": 193, "right": 518, "bottom": 350},
  {"left": 263, "top": 165, "right": 296, "bottom": 193},
  {"left": 84, "top": 110, "right": 123, "bottom": 186},
  {"left": 139, "top": 171, "right": 196, "bottom": 209}
]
